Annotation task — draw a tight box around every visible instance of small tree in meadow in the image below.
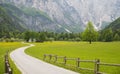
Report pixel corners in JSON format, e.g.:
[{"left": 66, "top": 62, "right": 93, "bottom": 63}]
[{"left": 82, "top": 21, "right": 98, "bottom": 44}]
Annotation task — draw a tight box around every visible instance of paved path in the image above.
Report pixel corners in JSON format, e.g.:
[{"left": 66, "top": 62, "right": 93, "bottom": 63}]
[{"left": 10, "top": 44, "right": 79, "bottom": 74}]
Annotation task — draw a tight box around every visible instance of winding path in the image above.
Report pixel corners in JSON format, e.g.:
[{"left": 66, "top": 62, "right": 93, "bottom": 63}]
[{"left": 10, "top": 44, "right": 79, "bottom": 74}]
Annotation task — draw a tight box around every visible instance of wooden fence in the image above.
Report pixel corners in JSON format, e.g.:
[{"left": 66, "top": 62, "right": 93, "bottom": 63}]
[
  {"left": 43, "top": 54, "right": 120, "bottom": 74},
  {"left": 5, "top": 52, "right": 12, "bottom": 74}
]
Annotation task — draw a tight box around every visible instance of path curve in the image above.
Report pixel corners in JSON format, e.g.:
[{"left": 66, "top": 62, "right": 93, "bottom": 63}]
[{"left": 10, "top": 44, "right": 79, "bottom": 74}]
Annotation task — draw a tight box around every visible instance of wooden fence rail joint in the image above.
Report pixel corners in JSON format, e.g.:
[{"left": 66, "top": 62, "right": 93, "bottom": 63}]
[{"left": 43, "top": 54, "right": 120, "bottom": 74}]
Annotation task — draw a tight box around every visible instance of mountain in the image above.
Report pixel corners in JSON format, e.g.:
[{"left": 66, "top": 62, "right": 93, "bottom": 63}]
[
  {"left": 0, "top": 5, "right": 25, "bottom": 37},
  {"left": 1, "top": 0, "right": 120, "bottom": 32},
  {"left": 100, "top": 17, "right": 120, "bottom": 41},
  {"left": 105, "top": 17, "right": 120, "bottom": 31},
  {"left": 0, "top": 3, "right": 59, "bottom": 32}
]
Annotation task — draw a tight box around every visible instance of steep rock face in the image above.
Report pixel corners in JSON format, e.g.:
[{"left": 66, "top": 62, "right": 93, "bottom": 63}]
[
  {"left": 1, "top": 0, "right": 120, "bottom": 32},
  {"left": 18, "top": 7, "right": 56, "bottom": 32},
  {"left": 0, "top": 3, "right": 57, "bottom": 32}
]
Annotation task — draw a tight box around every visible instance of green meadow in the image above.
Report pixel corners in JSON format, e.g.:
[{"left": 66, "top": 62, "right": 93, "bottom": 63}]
[
  {"left": 25, "top": 41, "right": 120, "bottom": 74},
  {"left": 0, "top": 42, "right": 26, "bottom": 74}
]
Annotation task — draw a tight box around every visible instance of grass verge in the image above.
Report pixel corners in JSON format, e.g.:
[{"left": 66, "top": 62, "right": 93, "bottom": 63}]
[{"left": 0, "top": 42, "right": 27, "bottom": 74}]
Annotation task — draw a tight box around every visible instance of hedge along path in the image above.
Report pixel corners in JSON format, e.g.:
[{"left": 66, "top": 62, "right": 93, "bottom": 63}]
[{"left": 10, "top": 44, "right": 79, "bottom": 74}]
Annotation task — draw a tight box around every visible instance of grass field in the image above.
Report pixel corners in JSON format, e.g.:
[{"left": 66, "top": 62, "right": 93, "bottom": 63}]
[
  {"left": 0, "top": 42, "right": 26, "bottom": 74},
  {"left": 25, "top": 41, "right": 120, "bottom": 74}
]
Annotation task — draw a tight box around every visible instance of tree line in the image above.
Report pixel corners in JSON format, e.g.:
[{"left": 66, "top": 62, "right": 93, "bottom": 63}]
[{"left": 0, "top": 21, "right": 120, "bottom": 43}]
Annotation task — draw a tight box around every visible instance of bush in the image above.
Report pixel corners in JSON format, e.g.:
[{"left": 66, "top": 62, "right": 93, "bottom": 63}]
[{"left": 75, "top": 37, "right": 81, "bottom": 42}]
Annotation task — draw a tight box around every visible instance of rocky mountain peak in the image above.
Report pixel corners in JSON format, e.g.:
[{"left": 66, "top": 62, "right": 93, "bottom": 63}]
[{"left": 1, "top": 0, "right": 120, "bottom": 32}]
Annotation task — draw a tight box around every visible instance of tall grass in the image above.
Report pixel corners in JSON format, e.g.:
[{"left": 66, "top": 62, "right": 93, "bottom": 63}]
[{"left": 25, "top": 41, "right": 120, "bottom": 74}]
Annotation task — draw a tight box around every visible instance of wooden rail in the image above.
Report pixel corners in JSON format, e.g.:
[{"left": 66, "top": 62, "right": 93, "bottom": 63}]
[
  {"left": 5, "top": 52, "right": 12, "bottom": 74},
  {"left": 44, "top": 54, "right": 120, "bottom": 74}
]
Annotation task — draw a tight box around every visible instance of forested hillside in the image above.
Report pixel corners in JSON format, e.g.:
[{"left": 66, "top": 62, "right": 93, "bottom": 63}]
[
  {"left": 102, "top": 17, "right": 120, "bottom": 36},
  {"left": 99, "top": 17, "right": 120, "bottom": 41},
  {"left": 106, "top": 17, "right": 120, "bottom": 31},
  {"left": 0, "top": 5, "right": 25, "bottom": 38},
  {"left": 0, "top": 3, "right": 57, "bottom": 32}
]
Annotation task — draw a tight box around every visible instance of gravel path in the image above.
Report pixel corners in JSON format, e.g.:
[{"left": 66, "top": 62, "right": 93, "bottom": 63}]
[{"left": 10, "top": 44, "right": 79, "bottom": 74}]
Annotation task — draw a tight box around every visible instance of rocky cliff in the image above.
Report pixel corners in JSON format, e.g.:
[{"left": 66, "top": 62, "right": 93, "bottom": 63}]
[{"left": 1, "top": 0, "right": 120, "bottom": 32}]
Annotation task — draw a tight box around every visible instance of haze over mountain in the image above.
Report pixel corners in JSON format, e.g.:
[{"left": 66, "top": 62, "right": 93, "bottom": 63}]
[{"left": 1, "top": 0, "right": 120, "bottom": 32}]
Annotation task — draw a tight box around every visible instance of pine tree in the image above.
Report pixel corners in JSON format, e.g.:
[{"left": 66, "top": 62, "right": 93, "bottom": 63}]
[
  {"left": 103, "top": 28, "right": 113, "bottom": 42},
  {"left": 113, "top": 33, "right": 120, "bottom": 41},
  {"left": 37, "top": 32, "right": 46, "bottom": 42}
]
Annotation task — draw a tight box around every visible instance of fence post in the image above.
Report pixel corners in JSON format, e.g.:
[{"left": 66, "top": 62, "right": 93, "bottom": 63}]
[
  {"left": 43, "top": 54, "right": 46, "bottom": 60},
  {"left": 49, "top": 54, "right": 52, "bottom": 62},
  {"left": 9, "top": 67, "right": 12, "bottom": 74},
  {"left": 94, "top": 59, "right": 100, "bottom": 74},
  {"left": 77, "top": 58, "right": 80, "bottom": 67},
  {"left": 64, "top": 56, "right": 66, "bottom": 65},
  {"left": 4, "top": 51, "right": 13, "bottom": 74},
  {"left": 5, "top": 56, "right": 7, "bottom": 73},
  {"left": 54, "top": 55, "right": 57, "bottom": 63}
]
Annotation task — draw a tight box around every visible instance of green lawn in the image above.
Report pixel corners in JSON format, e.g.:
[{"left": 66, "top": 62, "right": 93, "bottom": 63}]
[
  {"left": 0, "top": 42, "right": 26, "bottom": 74},
  {"left": 25, "top": 41, "right": 120, "bottom": 74}
]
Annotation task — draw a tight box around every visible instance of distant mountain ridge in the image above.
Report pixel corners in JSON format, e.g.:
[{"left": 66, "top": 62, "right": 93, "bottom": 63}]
[
  {"left": 0, "top": 3, "right": 61, "bottom": 32},
  {"left": 0, "top": 0, "right": 120, "bottom": 32}
]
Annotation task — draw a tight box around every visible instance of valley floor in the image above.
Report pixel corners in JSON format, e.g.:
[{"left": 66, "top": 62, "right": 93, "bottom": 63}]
[{"left": 25, "top": 41, "right": 120, "bottom": 74}]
